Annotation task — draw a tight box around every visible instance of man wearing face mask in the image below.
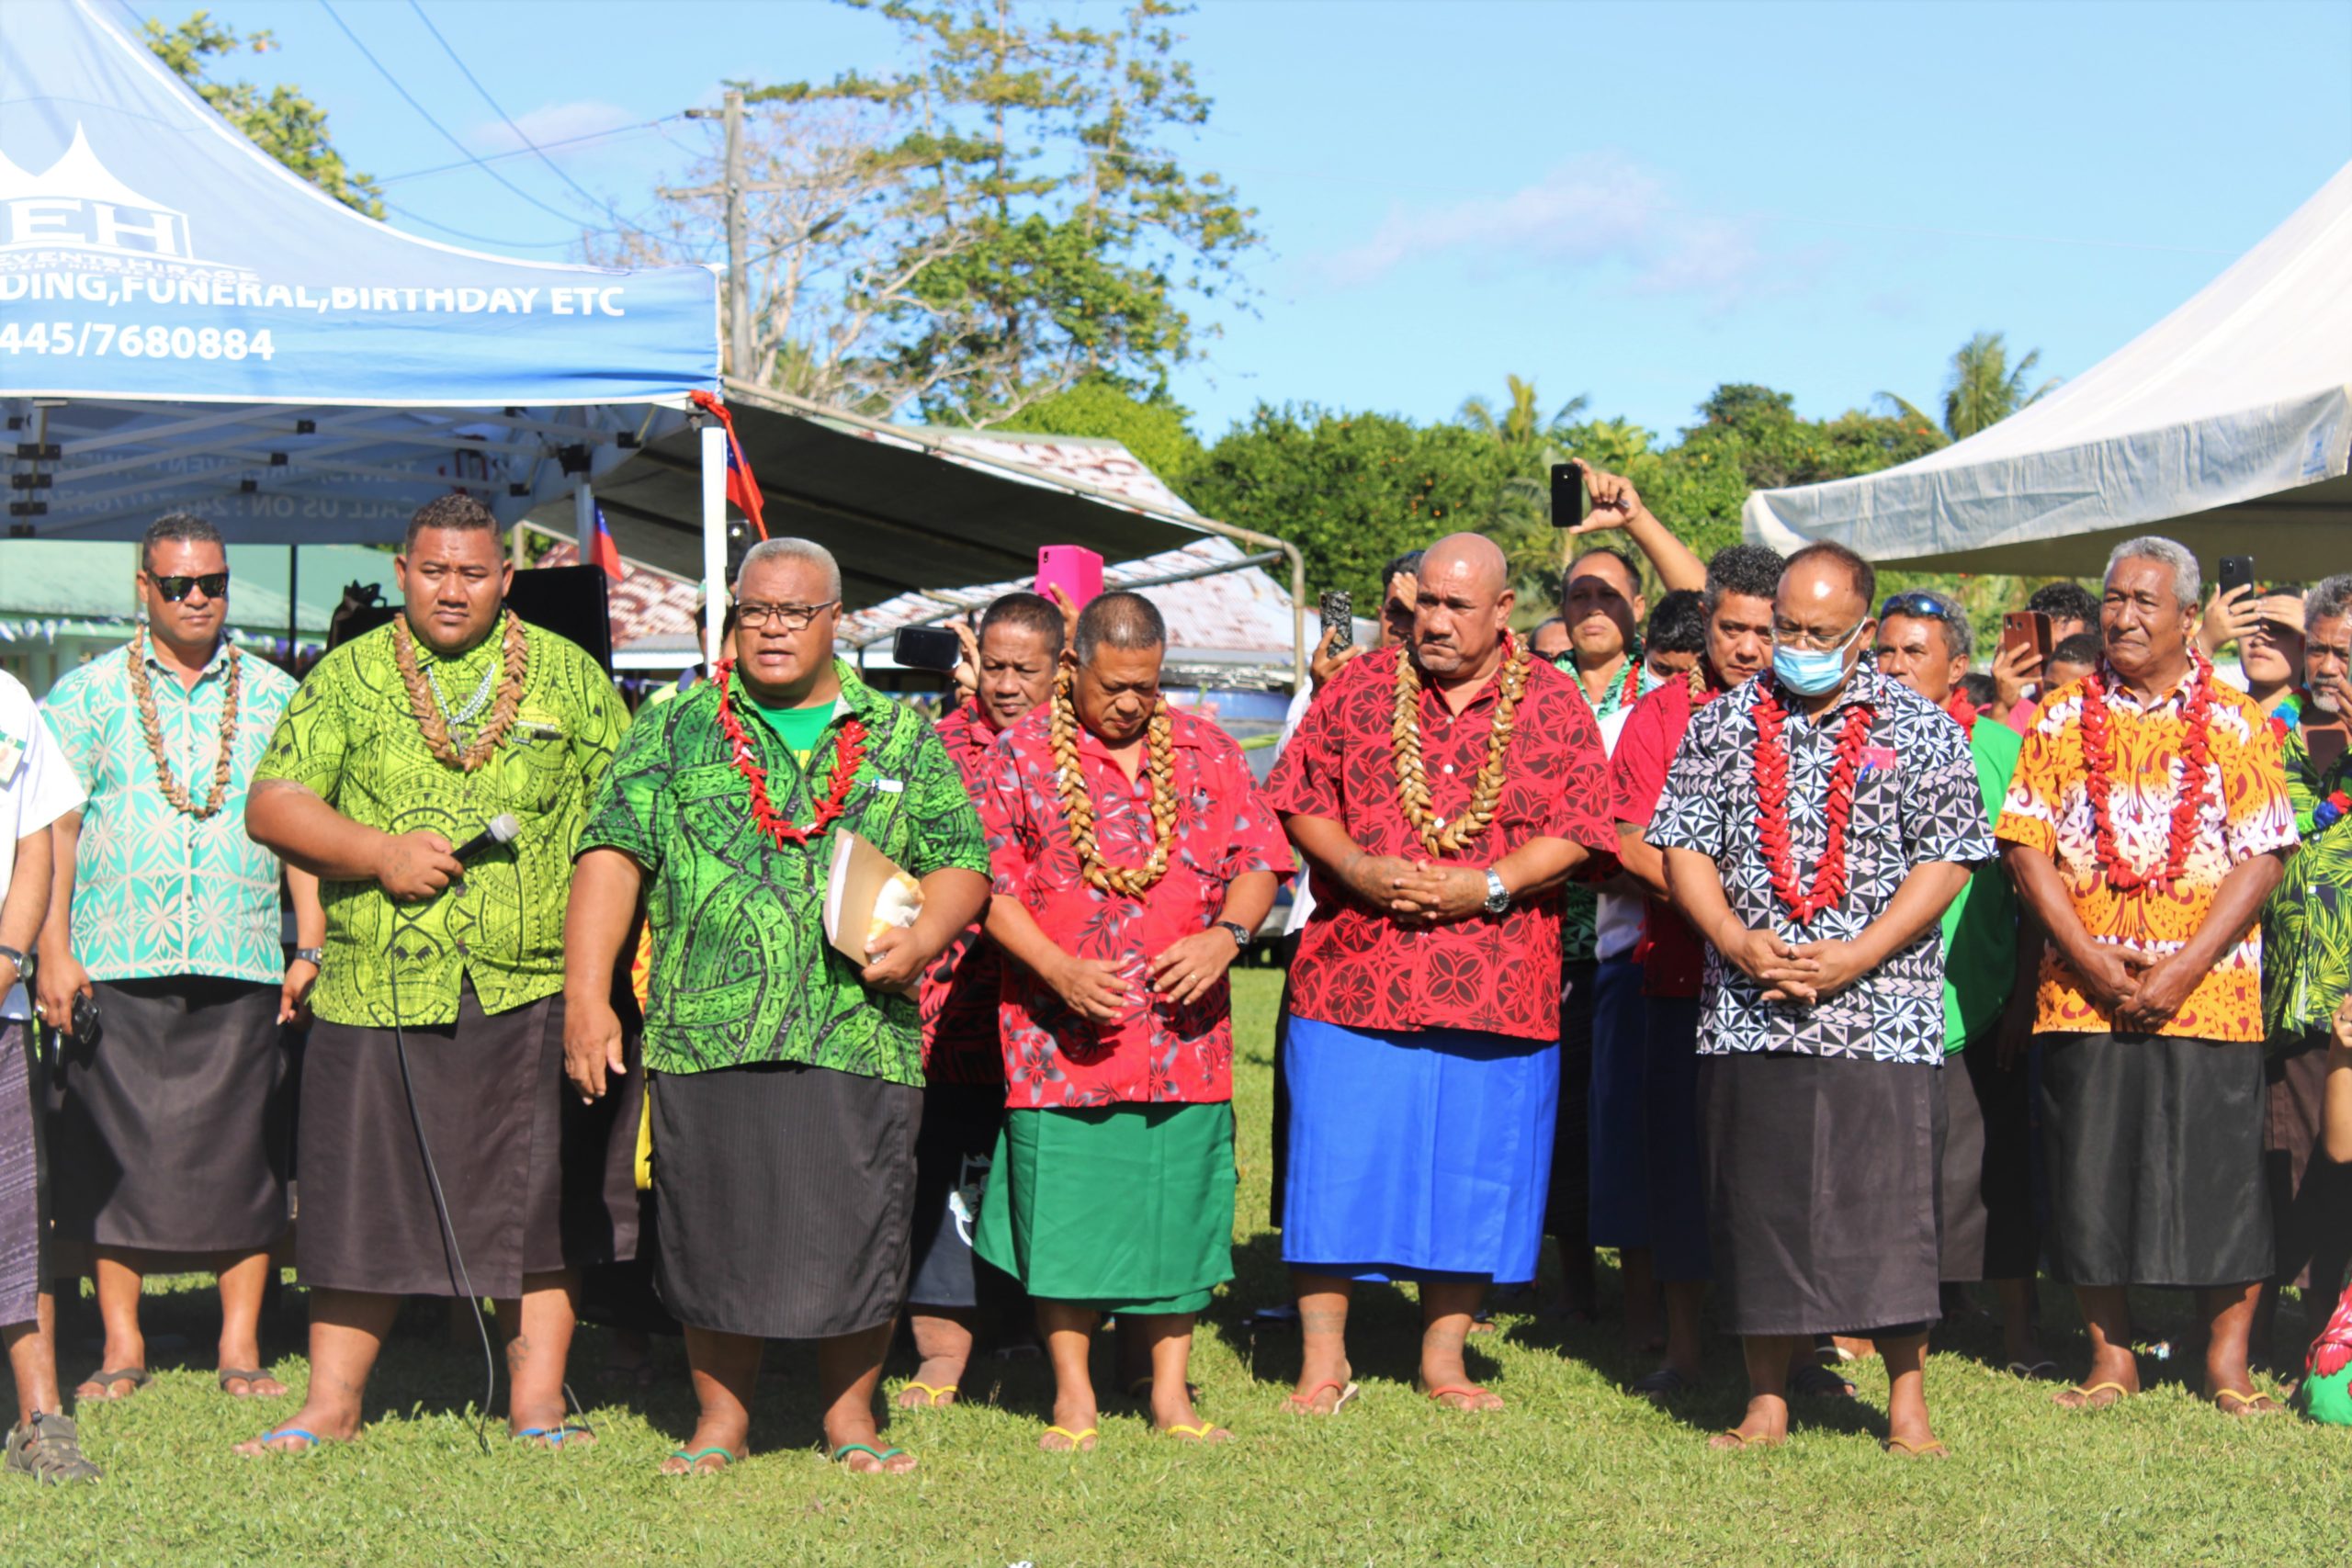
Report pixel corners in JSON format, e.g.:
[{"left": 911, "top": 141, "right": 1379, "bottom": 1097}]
[
  {"left": 1610, "top": 544, "right": 1781, "bottom": 1398},
  {"left": 2257, "top": 573, "right": 2352, "bottom": 1373},
  {"left": 899, "top": 592, "right": 1065, "bottom": 1410},
  {"left": 971, "top": 592, "right": 1291, "bottom": 1450},
  {"left": 1646, "top": 543, "right": 1991, "bottom": 1457}
]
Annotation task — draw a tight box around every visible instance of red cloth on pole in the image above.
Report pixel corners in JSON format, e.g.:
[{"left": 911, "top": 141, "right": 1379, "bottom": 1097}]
[{"left": 687, "top": 390, "right": 767, "bottom": 539}]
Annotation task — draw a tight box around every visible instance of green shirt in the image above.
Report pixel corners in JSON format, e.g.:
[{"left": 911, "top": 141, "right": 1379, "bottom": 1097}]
[
  {"left": 253, "top": 619, "right": 628, "bottom": 1027},
  {"left": 1941, "top": 715, "right": 2022, "bottom": 1052},
  {"left": 578, "top": 660, "right": 989, "bottom": 1083},
  {"left": 2263, "top": 727, "right": 2352, "bottom": 1039},
  {"left": 750, "top": 697, "right": 833, "bottom": 762}
]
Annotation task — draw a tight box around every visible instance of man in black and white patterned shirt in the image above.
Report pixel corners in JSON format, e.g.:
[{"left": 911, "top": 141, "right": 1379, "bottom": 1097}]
[{"left": 1647, "top": 541, "right": 1991, "bottom": 1458}]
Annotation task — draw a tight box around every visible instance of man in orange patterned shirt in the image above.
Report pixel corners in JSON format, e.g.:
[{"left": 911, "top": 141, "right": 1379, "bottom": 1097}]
[{"left": 1996, "top": 536, "right": 2296, "bottom": 1417}]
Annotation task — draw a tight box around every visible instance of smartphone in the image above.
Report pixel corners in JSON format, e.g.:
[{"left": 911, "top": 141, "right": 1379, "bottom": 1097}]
[
  {"left": 1318, "top": 590, "right": 1353, "bottom": 655},
  {"left": 69, "top": 991, "right": 100, "bottom": 1044},
  {"left": 1036, "top": 546, "right": 1104, "bottom": 613},
  {"left": 2002, "top": 610, "right": 2054, "bottom": 667},
  {"left": 2218, "top": 555, "right": 2257, "bottom": 603},
  {"left": 1550, "top": 461, "right": 1589, "bottom": 530},
  {"left": 892, "top": 625, "right": 963, "bottom": 673}
]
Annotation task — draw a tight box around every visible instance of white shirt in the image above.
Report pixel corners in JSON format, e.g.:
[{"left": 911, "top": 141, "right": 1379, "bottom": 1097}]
[
  {"left": 1277, "top": 681, "right": 1319, "bottom": 937},
  {"left": 0, "top": 671, "right": 85, "bottom": 1020},
  {"left": 1594, "top": 705, "right": 1642, "bottom": 961}
]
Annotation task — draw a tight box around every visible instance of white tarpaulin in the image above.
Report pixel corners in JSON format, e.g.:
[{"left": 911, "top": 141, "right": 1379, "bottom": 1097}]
[{"left": 1744, "top": 161, "right": 2352, "bottom": 574}]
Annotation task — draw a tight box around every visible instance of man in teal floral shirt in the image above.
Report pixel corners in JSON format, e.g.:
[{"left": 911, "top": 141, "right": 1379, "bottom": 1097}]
[
  {"left": 36, "top": 513, "right": 320, "bottom": 1408},
  {"left": 566, "top": 537, "right": 988, "bottom": 1478}
]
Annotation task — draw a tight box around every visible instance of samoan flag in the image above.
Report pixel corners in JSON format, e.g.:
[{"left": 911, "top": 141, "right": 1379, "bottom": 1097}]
[
  {"left": 587, "top": 505, "right": 626, "bottom": 582},
  {"left": 688, "top": 390, "right": 769, "bottom": 540}
]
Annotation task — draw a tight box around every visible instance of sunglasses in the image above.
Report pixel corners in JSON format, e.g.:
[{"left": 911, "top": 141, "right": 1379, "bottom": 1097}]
[
  {"left": 1879, "top": 592, "right": 1946, "bottom": 620},
  {"left": 148, "top": 571, "right": 230, "bottom": 602}
]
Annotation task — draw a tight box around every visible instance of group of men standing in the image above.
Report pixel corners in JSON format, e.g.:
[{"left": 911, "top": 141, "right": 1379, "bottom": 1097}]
[{"left": 0, "top": 477, "right": 2335, "bottom": 1481}]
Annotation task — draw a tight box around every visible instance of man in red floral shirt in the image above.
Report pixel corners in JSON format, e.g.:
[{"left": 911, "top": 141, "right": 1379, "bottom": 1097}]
[
  {"left": 900, "top": 592, "right": 1065, "bottom": 1411},
  {"left": 971, "top": 592, "right": 1291, "bottom": 1450},
  {"left": 1267, "top": 532, "right": 1612, "bottom": 1416}
]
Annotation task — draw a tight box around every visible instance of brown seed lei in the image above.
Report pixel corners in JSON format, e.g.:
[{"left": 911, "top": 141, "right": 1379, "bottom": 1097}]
[
  {"left": 1049, "top": 665, "right": 1178, "bottom": 897},
  {"left": 1392, "top": 635, "right": 1533, "bottom": 856},
  {"left": 126, "top": 626, "right": 240, "bottom": 818},
  {"left": 390, "top": 608, "right": 529, "bottom": 772}
]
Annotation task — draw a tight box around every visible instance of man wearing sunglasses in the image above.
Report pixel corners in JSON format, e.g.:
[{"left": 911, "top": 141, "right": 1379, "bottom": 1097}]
[{"left": 35, "top": 513, "right": 319, "bottom": 1412}]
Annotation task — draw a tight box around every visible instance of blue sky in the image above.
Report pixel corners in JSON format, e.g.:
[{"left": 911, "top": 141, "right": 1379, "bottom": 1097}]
[{"left": 108, "top": 0, "right": 2352, "bottom": 446}]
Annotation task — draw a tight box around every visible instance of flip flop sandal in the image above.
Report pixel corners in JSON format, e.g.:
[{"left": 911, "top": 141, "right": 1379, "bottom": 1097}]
[
  {"left": 1160, "top": 1422, "right": 1229, "bottom": 1442},
  {"left": 1039, "top": 1426, "right": 1098, "bottom": 1452},
  {"left": 514, "top": 1424, "right": 595, "bottom": 1447},
  {"left": 831, "top": 1442, "right": 912, "bottom": 1472},
  {"left": 1422, "top": 1383, "right": 1501, "bottom": 1411},
  {"left": 1282, "top": 1379, "right": 1360, "bottom": 1416},
  {"left": 2214, "top": 1388, "right": 2286, "bottom": 1417},
  {"left": 899, "top": 1381, "right": 958, "bottom": 1408},
  {"left": 1790, "top": 1362, "right": 1857, "bottom": 1399},
  {"left": 217, "top": 1368, "right": 284, "bottom": 1397},
  {"left": 243, "top": 1427, "right": 322, "bottom": 1455},
  {"left": 2006, "top": 1359, "right": 2063, "bottom": 1382},
  {"left": 1630, "top": 1367, "right": 1693, "bottom": 1401},
  {"left": 1708, "top": 1428, "right": 1782, "bottom": 1450},
  {"left": 1883, "top": 1436, "right": 1951, "bottom": 1460},
  {"left": 664, "top": 1445, "right": 738, "bottom": 1474},
  {"left": 76, "top": 1368, "right": 151, "bottom": 1399},
  {"left": 2053, "top": 1381, "right": 2132, "bottom": 1410}
]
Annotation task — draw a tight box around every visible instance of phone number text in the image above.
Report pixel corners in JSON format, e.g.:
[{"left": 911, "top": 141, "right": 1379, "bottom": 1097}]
[{"left": 0, "top": 321, "right": 277, "bottom": 361}]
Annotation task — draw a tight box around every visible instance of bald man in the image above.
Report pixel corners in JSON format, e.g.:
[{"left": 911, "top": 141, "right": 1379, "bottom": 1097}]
[{"left": 1267, "top": 534, "right": 1614, "bottom": 1414}]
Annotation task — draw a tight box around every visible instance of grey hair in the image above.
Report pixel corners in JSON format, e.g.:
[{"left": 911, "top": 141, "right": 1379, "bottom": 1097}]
[
  {"left": 2103, "top": 536, "right": 2200, "bottom": 610},
  {"left": 2309, "top": 574, "right": 2352, "bottom": 628},
  {"left": 735, "top": 536, "right": 842, "bottom": 600},
  {"left": 1885, "top": 588, "right": 1973, "bottom": 661}
]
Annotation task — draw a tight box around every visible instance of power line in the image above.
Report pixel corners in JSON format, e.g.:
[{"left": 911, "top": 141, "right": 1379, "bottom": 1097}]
[
  {"left": 377, "top": 116, "right": 683, "bottom": 187},
  {"left": 383, "top": 203, "right": 586, "bottom": 250},
  {"left": 316, "top": 0, "right": 626, "bottom": 235},
  {"left": 401, "top": 0, "right": 644, "bottom": 232}
]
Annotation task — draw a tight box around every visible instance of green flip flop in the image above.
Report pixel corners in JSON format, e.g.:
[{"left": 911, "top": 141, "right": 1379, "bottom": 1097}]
[
  {"left": 831, "top": 1441, "right": 911, "bottom": 1472},
  {"left": 664, "top": 1445, "right": 738, "bottom": 1474}
]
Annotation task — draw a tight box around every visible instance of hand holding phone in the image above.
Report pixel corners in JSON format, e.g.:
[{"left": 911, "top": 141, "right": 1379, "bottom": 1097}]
[
  {"left": 1319, "top": 591, "right": 1354, "bottom": 656},
  {"left": 892, "top": 625, "right": 964, "bottom": 673},
  {"left": 1550, "top": 461, "right": 1589, "bottom": 531}
]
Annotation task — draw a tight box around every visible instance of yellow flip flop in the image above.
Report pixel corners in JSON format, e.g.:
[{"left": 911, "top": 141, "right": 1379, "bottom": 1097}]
[
  {"left": 1160, "top": 1421, "right": 1229, "bottom": 1443},
  {"left": 2053, "top": 1380, "right": 2132, "bottom": 1410},
  {"left": 899, "top": 1381, "right": 958, "bottom": 1408},
  {"left": 1040, "top": 1425, "right": 1098, "bottom": 1452}
]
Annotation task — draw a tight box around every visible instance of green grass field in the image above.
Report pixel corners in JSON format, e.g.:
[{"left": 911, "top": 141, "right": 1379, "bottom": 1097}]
[{"left": 5, "top": 967, "right": 2344, "bottom": 1565}]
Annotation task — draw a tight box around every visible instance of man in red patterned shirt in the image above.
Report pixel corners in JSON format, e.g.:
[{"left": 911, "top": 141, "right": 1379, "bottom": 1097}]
[
  {"left": 900, "top": 592, "right": 1064, "bottom": 1411},
  {"left": 1267, "top": 533, "right": 1613, "bottom": 1416},
  {"left": 1610, "top": 543, "right": 1781, "bottom": 1401},
  {"left": 971, "top": 592, "right": 1292, "bottom": 1450}
]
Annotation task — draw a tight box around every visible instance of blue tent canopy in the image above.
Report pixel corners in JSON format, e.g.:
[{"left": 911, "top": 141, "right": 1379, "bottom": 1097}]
[{"left": 0, "top": 0, "right": 719, "bottom": 548}]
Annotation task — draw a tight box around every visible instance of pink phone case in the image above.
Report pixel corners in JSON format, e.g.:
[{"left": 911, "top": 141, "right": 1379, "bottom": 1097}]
[{"left": 1035, "top": 546, "right": 1104, "bottom": 612}]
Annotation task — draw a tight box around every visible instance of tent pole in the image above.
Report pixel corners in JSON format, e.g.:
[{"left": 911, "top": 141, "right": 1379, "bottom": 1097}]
[
  {"left": 575, "top": 480, "right": 596, "bottom": 558},
  {"left": 700, "top": 423, "right": 727, "bottom": 665},
  {"left": 287, "top": 545, "right": 299, "bottom": 661}
]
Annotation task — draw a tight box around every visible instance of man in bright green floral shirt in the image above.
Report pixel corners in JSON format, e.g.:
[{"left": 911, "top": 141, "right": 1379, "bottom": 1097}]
[
  {"left": 235, "top": 493, "right": 637, "bottom": 1459},
  {"left": 566, "top": 536, "right": 989, "bottom": 1479}
]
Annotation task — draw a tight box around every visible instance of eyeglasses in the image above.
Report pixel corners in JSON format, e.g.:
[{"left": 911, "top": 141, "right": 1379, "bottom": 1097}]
[
  {"left": 1879, "top": 592, "right": 1946, "bottom": 620},
  {"left": 734, "top": 599, "right": 838, "bottom": 632},
  {"left": 1773, "top": 615, "right": 1869, "bottom": 653},
  {"left": 148, "top": 571, "right": 229, "bottom": 602}
]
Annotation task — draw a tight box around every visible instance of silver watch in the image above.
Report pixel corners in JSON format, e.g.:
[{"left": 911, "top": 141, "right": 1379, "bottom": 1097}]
[
  {"left": 1481, "top": 868, "right": 1510, "bottom": 916},
  {"left": 293, "top": 946, "right": 324, "bottom": 967}
]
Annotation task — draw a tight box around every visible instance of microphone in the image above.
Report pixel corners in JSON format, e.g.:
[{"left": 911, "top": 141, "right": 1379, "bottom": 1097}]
[{"left": 450, "top": 814, "right": 522, "bottom": 865}]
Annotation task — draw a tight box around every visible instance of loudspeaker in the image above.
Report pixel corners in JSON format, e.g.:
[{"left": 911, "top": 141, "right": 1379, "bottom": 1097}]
[{"left": 325, "top": 565, "right": 614, "bottom": 673}]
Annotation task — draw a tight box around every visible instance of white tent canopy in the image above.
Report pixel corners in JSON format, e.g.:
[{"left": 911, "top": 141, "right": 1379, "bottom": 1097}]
[{"left": 1745, "top": 161, "right": 2352, "bottom": 575}]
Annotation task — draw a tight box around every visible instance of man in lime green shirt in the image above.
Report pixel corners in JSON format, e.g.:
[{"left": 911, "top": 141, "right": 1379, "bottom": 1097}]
[
  {"left": 1874, "top": 593, "right": 2045, "bottom": 1374},
  {"left": 236, "top": 493, "right": 636, "bottom": 1457}
]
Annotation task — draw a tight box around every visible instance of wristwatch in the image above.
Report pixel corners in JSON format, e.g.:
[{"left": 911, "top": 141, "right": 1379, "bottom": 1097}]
[
  {"left": 0, "top": 944, "right": 25, "bottom": 983},
  {"left": 1481, "top": 869, "right": 1511, "bottom": 917},
  {"left": 293, "top": 946, "right": 324, "bottom": 968},
  {"left": 1215, "top": 920, "right": 1251, "bottom": 951}
]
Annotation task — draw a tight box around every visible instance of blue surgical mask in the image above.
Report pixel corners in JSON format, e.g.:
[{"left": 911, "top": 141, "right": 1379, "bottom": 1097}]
[{"left": 1772, "top": 622, "right": 1866, "bottom": 696}]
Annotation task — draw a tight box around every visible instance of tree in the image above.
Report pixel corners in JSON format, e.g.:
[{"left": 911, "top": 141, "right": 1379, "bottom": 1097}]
[
  {"left": 1177, "top": 405, "right": 1510, "bottom": 604},
  {"left": 612, "top": 0, "right": 1261, "bottom": 425},
  {"left": 143, "top": 13, "right": 383, "bottom": 219},
  {"left": 1882, "top": 331, "right": 2060, "bottom": 441},
  {"left": 1458, "top": 375, "right": 1589, "bottom": 462},
  {"left": 994, "top": 378, "right": 1204, "bottom": 481}
]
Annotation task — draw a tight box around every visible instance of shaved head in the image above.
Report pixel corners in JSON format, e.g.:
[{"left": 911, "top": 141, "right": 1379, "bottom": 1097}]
[{"left": 1412, "top": 532, "right": 1516, "bottom": 683}]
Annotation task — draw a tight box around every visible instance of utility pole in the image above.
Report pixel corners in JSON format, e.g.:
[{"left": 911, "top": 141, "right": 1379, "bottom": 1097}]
[{"left": 669, "top": 88, "right": 767, "bottom": 383}]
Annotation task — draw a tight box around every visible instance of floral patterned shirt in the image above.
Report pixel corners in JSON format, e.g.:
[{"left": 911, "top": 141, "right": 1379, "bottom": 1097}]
[
  {"left": 1266, "top": 642, "right": 1614, "bottom": 1043},
  {"left": 976, "top": 704, "right": 1292, "bottom": 1108},
  {"left": 2263, "top": 728, "right": 2352, "bottom": 1039},
  {"left": 42, "top": 640, "right": 297, "bottom": 985},
  {"left": 1996, "top": 663, "right": 2296, "bottom": 1042},
  {"left": 1646, "top": 663, "right": 1995, "bottom": 1065},
  {"left": 920, "top": 701, "right": 1009, "bottom": 1085},
  {"left": 1554, "top": 647, "right": 1665, "bottom": 965},
  {"left": 581, "top": 661, "right": 989, "bottom": 1083}
]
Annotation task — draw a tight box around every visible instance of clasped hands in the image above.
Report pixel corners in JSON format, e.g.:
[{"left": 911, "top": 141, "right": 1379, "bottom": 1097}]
[
  {"left": 1048, "top": 928, "right": 1240, "bottom": 1023},
  {"left": 1347, "top": 854, "right": 1489, "bottom": 925},
  {"left": 2074, "top": 940, "right": 2195, "bottom": 1032},
  {"left": 1716, "top": 924, "right": 1871, "bottom": 1007}
]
